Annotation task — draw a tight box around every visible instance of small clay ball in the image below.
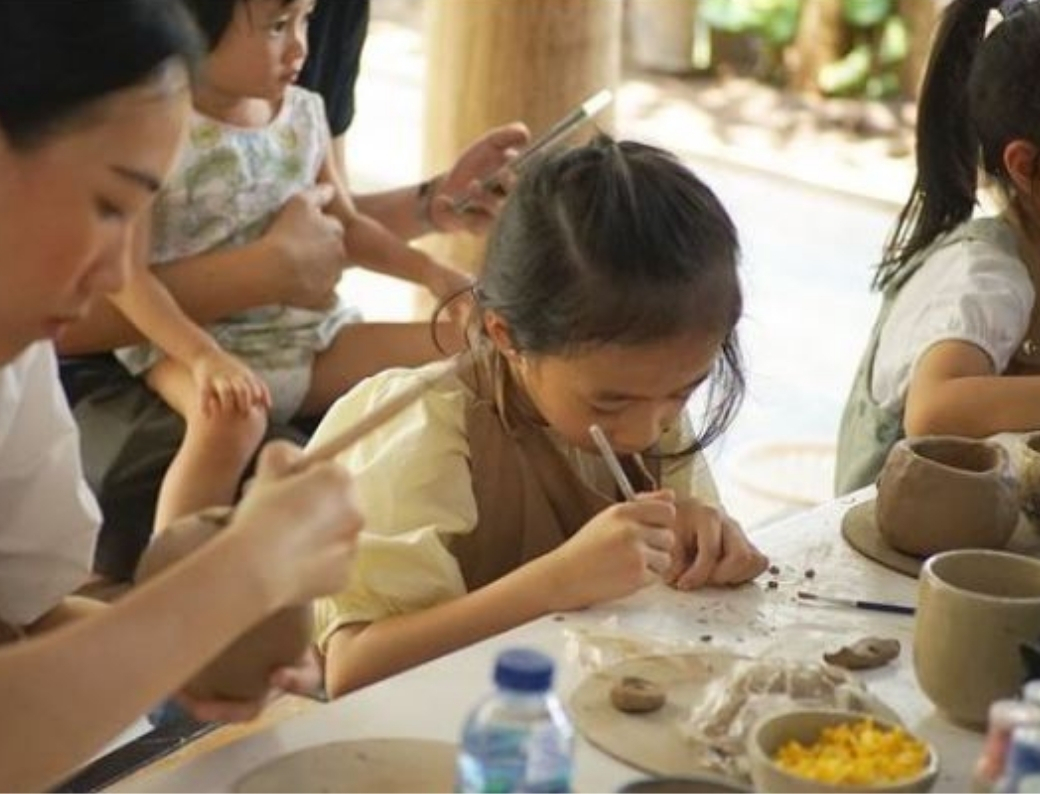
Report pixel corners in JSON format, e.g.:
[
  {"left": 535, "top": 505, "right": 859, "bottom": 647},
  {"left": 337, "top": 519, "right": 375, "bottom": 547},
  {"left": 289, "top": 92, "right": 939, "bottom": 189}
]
[
  {"left": 610, "top": 675, "right": 667, "bottom": 714},
  {"left": 766, "top": 580, "right": 779, "bottom": 590},
  {"left": 768, "top": 564, "right": 781, "bottom": 576}
]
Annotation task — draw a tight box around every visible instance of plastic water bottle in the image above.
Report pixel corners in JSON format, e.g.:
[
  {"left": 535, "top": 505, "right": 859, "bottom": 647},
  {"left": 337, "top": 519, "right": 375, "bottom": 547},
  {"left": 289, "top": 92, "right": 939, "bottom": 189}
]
[{"left": 456, "top": 648, "right": 574, "bottom": 793}]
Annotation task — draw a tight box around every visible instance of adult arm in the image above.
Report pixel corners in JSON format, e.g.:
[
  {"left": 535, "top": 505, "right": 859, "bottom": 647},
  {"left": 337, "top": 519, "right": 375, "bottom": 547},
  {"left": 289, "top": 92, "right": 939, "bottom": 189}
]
[
  {"left": 352, "top": 122, "right": 530, "bottom": 240},
  {"left": 57, "top": 185, "right": 347, "bottom": 355},
  {"left": 0, "top": 442, "right": 361, "bottom": 792}
]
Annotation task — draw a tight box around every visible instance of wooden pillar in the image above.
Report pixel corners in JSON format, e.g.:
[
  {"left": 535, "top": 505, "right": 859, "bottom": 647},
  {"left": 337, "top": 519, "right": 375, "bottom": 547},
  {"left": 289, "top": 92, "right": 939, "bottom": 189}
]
[{"left": 421, "top": 0, "right": 623, "bottom": 283}]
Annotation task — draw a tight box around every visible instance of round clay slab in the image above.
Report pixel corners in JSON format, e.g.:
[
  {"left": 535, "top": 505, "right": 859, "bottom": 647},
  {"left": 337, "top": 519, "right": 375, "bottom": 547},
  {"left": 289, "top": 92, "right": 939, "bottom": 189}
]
[
  {"left": 842, "top": 499, "right": 1040, "bottom": 579},
  {"left": 841, "top": 500, "right": 923, "bottom": 578},
  {"left": 569, "top": 652, "right": 898, "bottom": 786},
  {"left": 232, "top": 738, "right": 456, "bottom": 793}
]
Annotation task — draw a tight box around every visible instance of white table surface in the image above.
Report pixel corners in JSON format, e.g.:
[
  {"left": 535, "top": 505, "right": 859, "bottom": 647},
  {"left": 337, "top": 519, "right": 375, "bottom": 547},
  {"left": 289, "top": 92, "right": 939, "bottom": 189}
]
[{"left": 112, "top": 489, "right": 983, "bottom": 793}]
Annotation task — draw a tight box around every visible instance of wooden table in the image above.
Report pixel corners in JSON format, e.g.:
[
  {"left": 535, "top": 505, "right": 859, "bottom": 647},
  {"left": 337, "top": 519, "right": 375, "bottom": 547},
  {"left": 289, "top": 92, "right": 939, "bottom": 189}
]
[{"left": 111, "top": 490, "right": 983, "bottom": 792}]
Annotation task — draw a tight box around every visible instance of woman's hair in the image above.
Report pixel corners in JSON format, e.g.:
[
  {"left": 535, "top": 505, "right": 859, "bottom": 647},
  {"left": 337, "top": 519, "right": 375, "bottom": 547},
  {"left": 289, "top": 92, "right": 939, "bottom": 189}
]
[
  {"left": 180, "top": 0, "right": 296, "bottom": 52},
  {"left": 876, "top": 0, "right": 1040, "bottom": 290},
  {"left": 0, "top": 0, "right": 202, "bottom": 149},
  {"left": 476, "top": 135, "right": 745, "bottom": 448}
]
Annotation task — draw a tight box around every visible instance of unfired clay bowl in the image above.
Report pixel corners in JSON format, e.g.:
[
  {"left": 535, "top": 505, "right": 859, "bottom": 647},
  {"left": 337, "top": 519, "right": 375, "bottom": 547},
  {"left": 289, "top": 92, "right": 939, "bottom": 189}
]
[
  {"left": 914, "top": 549, "right": 1040, "bottom": 728},
  {"left": 747, "top": 709, "right": 938, "bottom": 793},
  {"left": 135, "top": 507, "right": 312, "bottom": 702},
  {"left": 876, "top": 436, "right": 1018, "bottom": 557}
]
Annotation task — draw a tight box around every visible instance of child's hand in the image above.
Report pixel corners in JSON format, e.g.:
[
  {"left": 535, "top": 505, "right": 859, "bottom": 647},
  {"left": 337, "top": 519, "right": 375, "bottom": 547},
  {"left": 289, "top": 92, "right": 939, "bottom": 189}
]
[
  {"left": 663, "top": 499, "right": 769, "bottom": 590},
  {"left": 192, "top": 348, "right": 271, "bottom": 417},
  {"left": 533, "top": 491, "right": 677, "bottom": 612}
]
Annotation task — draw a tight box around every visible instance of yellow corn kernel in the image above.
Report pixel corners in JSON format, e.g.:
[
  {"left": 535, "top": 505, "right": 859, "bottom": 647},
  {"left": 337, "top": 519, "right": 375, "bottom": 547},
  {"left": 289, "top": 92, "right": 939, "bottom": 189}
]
[{"left": 773, "top": 718, "right": 928, "bottom": 785}]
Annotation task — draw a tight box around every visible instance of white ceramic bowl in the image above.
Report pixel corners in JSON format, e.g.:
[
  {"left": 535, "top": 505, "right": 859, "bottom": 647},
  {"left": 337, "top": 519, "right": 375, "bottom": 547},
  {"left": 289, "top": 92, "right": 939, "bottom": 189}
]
[{"left": 747, "top": 709, "right": 939, "bottom": 793}]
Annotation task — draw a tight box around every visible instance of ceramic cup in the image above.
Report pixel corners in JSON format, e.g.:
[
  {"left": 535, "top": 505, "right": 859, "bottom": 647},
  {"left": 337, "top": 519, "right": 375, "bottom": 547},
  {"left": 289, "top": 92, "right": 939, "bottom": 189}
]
[
  {"left": 876, "top": 436, "right": 1018, "bottom": 557},
  {"left": 914, "top": 549, "right": 1040, "bottom": 728}
]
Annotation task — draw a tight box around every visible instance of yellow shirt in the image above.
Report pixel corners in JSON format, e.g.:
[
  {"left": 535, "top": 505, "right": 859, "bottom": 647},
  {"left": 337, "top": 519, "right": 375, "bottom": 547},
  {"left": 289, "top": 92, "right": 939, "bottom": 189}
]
[{"left": 310, "top": 363, "right": 721, "bottom": 650}]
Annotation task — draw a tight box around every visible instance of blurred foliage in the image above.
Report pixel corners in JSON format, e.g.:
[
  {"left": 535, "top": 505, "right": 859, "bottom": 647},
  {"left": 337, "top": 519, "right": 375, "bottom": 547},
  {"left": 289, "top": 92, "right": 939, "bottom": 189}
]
[
  {"left": 699, "top": 0, "right": 801, "bottom": 45},
  {"left": 696, "top": 0, "right": 909, "bottom": 98}
]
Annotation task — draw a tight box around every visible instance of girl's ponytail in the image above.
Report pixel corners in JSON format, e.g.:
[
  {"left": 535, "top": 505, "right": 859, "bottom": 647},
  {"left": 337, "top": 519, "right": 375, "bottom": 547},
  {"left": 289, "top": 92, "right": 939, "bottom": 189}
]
[{"left": 876, "top": 0, "right": 1001, "bottom": 290}]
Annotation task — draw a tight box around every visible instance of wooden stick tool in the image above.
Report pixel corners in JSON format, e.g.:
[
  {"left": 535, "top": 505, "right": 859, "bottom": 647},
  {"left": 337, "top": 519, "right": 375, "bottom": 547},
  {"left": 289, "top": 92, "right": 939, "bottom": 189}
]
[{"left": 291, "top": 353, "right": 468, "bottom": 473}]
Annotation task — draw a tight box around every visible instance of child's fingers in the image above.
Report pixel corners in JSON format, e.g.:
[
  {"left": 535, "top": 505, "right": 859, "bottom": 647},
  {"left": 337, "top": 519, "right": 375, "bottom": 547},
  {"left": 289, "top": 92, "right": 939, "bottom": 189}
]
[
  {"left": 634, "top": 488, "right": 676, "bottom": 503},
  {"left": 640, "top": 526, "right": 676, "bottom": 553},
  {"left": 643, "top": 547, "right": 673, "bottom": 576},
  {"left": 233, "top": 381, "right": 252, "bottom": 413},
  {"left": 617, "top": 498, "right": 675, "bottom": 528}
]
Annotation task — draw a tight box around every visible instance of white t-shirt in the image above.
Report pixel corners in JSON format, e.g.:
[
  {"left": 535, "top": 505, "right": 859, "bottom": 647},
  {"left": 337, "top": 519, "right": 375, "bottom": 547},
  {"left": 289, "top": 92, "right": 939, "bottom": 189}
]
[
  {"left": 0, "top": 342, "right": 99, "bottom": 626},
  {"left": 871, "top": 232, "right": 1034, "bottom": 411}
]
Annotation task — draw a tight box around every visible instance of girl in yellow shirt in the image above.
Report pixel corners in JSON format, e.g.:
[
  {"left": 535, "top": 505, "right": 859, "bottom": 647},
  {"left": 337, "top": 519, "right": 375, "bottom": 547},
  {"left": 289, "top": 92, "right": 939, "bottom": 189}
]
[{"left": 309, "top": 136, "right": 770, "bottom": 696}]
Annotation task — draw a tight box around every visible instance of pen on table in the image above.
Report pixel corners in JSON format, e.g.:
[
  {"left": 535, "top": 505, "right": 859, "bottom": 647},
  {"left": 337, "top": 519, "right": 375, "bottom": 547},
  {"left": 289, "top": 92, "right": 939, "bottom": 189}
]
[
  {"left": 588, "top": 423, "right": 638, "bottom": 501},
  {"left": 797, "top": 590, "right": 916, "bottom": 616},
  {"left": 454, "top": 89, "right": 613, "bottom": 213}
]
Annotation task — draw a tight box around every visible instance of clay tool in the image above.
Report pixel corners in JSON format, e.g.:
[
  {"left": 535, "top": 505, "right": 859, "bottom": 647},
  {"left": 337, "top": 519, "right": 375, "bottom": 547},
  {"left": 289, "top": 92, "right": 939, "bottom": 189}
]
[
  {"left": 589, "top": 424, "right": 638, "bottom": 501},
  {"left": 454, "top": 89, "right": 613, "bottom": 213},
  {"left": 293, "top": 353, "right": 468, "bottom": 472},
  {"left": 797, "top": 590, "right": 915, "bottom": 616}
]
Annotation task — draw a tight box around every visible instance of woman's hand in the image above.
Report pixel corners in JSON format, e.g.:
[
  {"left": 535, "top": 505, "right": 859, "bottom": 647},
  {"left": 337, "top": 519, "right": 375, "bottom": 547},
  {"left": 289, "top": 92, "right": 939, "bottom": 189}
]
[
  {"left": 191, "top": 348, "right": 271, "bottom": 417},
  {"left": 230, "top": 441, "right": 362, "bottom": 608},
  {"left": 534, "top": 491, "right": 676, "bottom": 612},
  {"left": 176, "top": 646, "right": 325, "bottom": 723},
  {"left": 264, "top": 184, "right": 347, "bottom": 310},
  {"left": 428, "top": 123, "right": 531, "bottom": 235},
  {"left": 664, "top": 499, "right": 769, "bottom": 590}
]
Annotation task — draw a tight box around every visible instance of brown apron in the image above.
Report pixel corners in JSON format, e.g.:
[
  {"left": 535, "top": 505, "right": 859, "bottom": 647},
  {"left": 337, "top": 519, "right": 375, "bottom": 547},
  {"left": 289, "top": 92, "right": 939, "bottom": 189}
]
[{"left": 452, "top": 349, "right": 660, "bottom": 591}]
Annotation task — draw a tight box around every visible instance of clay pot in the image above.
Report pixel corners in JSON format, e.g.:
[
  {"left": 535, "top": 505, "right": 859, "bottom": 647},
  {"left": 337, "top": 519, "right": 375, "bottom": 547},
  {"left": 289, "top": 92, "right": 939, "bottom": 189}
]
[
  {"left": 1016, "top": 432, "right": 1040, "bottom": 525},
  {"left": 914, "top": 549, "right": 1040, "bottom": 728},
  {"left": 135, "top": 507, "right": 312, "bottom": 702},
  {"left": 876, "top": 436, "right": 1018, "bottom": 557}
]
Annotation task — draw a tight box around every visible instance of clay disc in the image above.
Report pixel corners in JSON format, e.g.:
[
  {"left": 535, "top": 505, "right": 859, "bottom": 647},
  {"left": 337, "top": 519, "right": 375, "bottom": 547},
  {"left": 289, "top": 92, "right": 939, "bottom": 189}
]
[
  {"left": 569, "top": 652, "right": 898, "bottom": 784},
  {"left": 232, "top": 738, "right": 456, "bottom": 793},
  {"left": 841, "top": 500, "right": 924, "bottom": 578},
  {"left": 842, "top": 499, "right": 1040, "bottom": 579}
]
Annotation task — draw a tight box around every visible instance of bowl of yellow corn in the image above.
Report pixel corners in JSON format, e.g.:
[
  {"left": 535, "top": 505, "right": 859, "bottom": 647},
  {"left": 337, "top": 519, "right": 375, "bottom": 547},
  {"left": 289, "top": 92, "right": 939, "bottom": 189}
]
[{"left": 747, "top": 709, "right": 939, "bottom": 793}]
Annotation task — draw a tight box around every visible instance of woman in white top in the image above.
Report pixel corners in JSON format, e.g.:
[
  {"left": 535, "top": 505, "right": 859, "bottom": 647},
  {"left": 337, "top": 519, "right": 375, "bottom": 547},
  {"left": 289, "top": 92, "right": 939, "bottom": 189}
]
[
  {"left": 835, "top": 0, "right": 1040, "bottom": 493},
  {"left": 0, "top": 2, "right": 362, "bottom": 789}
]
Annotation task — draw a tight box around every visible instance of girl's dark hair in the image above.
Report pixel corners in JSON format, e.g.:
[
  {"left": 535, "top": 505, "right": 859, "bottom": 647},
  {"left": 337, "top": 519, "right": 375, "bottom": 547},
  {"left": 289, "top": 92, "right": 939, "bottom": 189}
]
[
  {"left": 0, "top": 0, "right": 202, "bottom": 149},
  {"left": 180, "top": 0, "right": 295, "bottom": 52},
  {"left": 476, "top": 135, "right": 745, "bottom": 448},
  {"left": 876, "top": 0, "right": 1040, "bottom": 290}
]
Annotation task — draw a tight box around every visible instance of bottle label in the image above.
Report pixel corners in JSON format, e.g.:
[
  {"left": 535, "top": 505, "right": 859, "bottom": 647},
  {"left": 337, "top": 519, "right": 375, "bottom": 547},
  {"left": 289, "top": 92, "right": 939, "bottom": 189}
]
[
  {"left": 524, "top": 723, "right": 571, "bottom": 792},
  {"left": 457, "top": 724, "right": 571, "bottom": 793}
]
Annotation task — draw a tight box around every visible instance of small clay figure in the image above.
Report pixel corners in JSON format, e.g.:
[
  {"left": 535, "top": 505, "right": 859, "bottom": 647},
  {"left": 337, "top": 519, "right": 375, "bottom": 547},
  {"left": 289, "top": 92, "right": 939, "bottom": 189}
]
[
  {"left": 823, "top": 637, "right": 901, "bottom": 670},
  {"left": 610, "top": 675, "right": 667, "bottom": 714}
]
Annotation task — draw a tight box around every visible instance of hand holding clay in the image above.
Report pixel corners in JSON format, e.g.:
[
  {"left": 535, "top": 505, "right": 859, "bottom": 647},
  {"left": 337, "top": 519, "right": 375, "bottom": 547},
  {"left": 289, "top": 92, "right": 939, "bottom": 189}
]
[{"left": 136, "top": 443, "right": 361, "bottom": 702}]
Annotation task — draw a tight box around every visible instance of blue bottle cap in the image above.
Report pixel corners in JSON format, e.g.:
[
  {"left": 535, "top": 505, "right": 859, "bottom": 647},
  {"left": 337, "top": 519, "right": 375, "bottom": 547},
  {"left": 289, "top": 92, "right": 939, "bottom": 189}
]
[{"left": 494, "top": 648, "right": 554, "bottom": 693}]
